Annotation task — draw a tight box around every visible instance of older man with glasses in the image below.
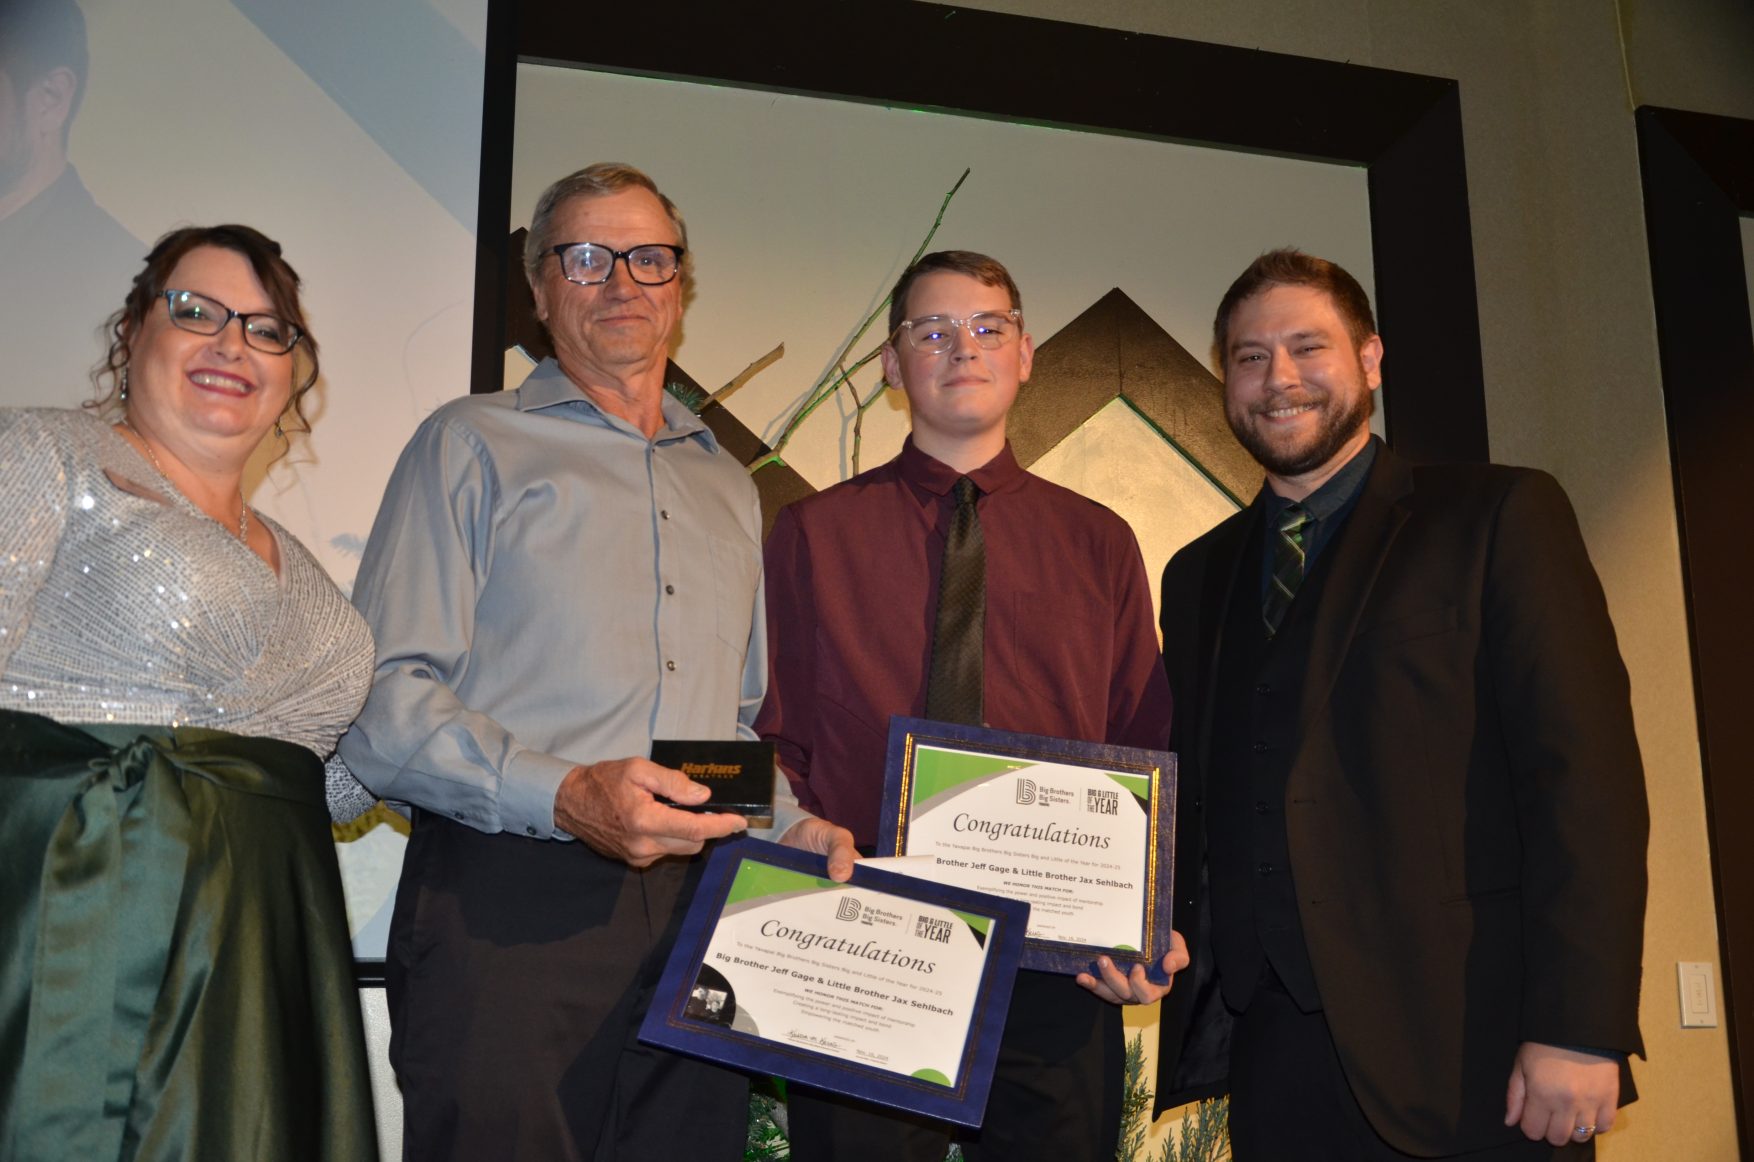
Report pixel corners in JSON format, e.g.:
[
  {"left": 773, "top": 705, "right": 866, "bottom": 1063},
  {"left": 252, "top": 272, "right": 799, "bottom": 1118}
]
[
  {"left": 341, "top": 162, "right": 854, "bottom": 1162},
  {"left": 755, "top": 250, "right": 1181, "bottom": 1161}
]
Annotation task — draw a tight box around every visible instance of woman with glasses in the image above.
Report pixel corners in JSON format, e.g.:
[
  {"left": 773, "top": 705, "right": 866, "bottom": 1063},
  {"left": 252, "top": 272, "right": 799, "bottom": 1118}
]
[{"left": 0, "top": 225, "right": 378, "bottom": 1160}]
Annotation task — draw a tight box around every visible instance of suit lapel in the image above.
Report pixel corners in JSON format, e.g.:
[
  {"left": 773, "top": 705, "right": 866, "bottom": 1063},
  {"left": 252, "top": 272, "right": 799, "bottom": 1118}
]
[{"left": 1294, "top": 448, "right": 1415, "bottom": 736}]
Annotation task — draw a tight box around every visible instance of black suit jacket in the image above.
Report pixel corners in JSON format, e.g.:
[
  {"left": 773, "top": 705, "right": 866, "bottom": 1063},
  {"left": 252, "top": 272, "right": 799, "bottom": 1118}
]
[{"left": 1153, "top": 446, "right": 1647, "bottom": 1155}]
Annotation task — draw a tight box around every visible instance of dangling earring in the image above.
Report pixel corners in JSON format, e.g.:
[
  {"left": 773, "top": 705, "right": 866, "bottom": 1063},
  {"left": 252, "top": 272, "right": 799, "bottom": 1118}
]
[
  {"left": 119, "top": 367, "right": 130, "bottom": 401},
  {"left": 275, "top": 419, "right": 285, "bottom": 440}
]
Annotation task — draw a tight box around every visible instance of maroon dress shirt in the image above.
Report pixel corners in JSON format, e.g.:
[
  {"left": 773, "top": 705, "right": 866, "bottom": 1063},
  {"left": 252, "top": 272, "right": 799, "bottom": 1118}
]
[{"left": 757, "top": 438, "right": 1173, "bottom": 846}]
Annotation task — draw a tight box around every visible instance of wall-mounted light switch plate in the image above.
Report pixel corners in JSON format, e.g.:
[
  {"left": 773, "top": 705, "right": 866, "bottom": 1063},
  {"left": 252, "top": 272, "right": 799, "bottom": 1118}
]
[{"left": 1678, "top": 962, "right": 1719, "bottom": 1028}]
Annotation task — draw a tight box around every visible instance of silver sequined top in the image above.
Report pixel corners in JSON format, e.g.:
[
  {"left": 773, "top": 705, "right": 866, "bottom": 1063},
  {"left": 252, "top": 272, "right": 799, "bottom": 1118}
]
[{"left": 0, "top": 408, "right": 374, "bottom": 769}]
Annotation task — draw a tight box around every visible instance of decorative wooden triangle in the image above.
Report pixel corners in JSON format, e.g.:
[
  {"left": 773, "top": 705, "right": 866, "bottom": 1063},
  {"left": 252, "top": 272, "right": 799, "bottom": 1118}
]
[{"left": 1010, "top": 289, "right": 1257, "bottom": 504}]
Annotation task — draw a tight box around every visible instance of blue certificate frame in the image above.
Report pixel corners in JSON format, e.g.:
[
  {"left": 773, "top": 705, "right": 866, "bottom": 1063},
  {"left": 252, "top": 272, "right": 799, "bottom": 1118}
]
[
  {"left": 639, "top": 836, "right": 1029, "bottom": 1128},
  {"left": 878, "top": 717, "right": 1176, "bottom": 981}
]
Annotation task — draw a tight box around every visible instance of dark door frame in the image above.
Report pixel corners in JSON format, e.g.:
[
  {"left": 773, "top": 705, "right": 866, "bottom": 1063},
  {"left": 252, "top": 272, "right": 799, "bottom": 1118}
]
[
  {"left": 1636, "top": 104, "right": 1753, "bottom": 1153},
  {"left": 472, "top": 0, "right": 1489, "bottom": 470}
]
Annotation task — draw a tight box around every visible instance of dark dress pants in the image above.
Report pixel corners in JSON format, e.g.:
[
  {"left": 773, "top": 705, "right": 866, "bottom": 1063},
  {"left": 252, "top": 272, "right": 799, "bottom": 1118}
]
[
  {"left": 385, "top": 814, "right": 748, "bottom": 1162},
  {"left": 787, "top": 968, "right": 1123, "bottom": 1162},
  {"left": 1228, "top": 967, "right": 1593, "bottom": 1162}
]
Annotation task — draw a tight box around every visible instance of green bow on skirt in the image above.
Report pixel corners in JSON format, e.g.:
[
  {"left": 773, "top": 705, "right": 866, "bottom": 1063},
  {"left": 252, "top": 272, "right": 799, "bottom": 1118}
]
[{"left": 0, "top": 710, "right": 378, "bottom": 1162}]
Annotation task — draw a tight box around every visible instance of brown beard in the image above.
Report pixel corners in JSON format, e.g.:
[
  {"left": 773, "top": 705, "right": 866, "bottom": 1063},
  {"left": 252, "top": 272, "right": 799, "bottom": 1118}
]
[{"left": 1228, "top": 386, "right": 1373, "bottom": 479}]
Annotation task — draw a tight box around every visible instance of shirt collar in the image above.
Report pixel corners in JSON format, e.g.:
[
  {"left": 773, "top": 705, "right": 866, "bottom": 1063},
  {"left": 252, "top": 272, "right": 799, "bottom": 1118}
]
[
  {"left": 1261, "top": 435, "right": 1379, "bottom": 521},
  {"left": 515, "top": 358, "right": 721, "bottom": 452},
  {"left": 898, "top": 436, "right": 1025, "bottom": 497}
]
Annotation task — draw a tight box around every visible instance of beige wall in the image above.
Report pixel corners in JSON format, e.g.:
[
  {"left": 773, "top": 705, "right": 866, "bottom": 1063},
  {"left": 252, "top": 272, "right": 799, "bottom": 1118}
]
[{"left": 933, "top": 0, "right": 1750, "bottom": 1157}]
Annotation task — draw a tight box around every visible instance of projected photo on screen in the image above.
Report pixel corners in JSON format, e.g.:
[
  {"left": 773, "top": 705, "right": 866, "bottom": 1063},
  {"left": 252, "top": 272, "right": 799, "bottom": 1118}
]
[{"left": 0, "top": 0, "right": 140, "bottom": 408}]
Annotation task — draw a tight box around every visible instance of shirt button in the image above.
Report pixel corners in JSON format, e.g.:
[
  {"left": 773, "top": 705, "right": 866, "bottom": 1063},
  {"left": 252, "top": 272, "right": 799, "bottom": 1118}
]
[
  {"left": 665, "top": 584, "right": 675, "bottom": 595},
  {"left": 666, "top": 660, "right": 677, "bottom": 672},
  {"left": 1251, "top": 741, "right": 1268, "bottom": 753},
  {"left": 1255, "top": 682, "right": 1272, "bottom": 695},
  {"left": 660, "top": 509, "right": 670, "bottom": 520},
  {"left": 452, "top": 811, "right": 464, "bottom": 821},
  {"left": 1258, "top": 862, "right": 1275, "bottom": 876},
  {"left": 1254, "top": 800, "right": 1270, "bottom": 815},
  {"left": 525, "top": 825, "right": 537, "bottom": 836}
]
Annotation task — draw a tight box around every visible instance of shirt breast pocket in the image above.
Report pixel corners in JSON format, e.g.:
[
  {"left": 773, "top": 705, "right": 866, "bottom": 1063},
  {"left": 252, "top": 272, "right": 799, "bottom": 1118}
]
[{"left": 706, "top": 530, "right": 760, "bottom": 653}]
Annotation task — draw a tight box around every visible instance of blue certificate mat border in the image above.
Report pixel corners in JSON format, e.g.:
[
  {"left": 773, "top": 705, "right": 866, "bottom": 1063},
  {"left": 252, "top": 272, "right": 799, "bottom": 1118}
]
[
  {"left": 879, "top": 716, "right": 1177, "bottom": 982},
  {"left": 638, "top": 836, "right": 1029, "bottom": 1128}
]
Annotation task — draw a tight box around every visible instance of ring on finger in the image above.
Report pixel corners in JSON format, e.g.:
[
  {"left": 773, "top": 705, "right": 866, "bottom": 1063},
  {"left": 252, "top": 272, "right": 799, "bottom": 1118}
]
[{"left": 1573, "top": 1124, "right": 1597, "bottom": 1139}]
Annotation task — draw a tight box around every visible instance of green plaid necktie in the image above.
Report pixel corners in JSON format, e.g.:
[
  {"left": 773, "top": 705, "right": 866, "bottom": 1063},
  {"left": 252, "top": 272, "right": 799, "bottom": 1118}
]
[
  {"left": 1262, "top": 503, "right": 1311, "bottom": 637},
  {"left": 925, "top": 476, "right": 985, "bottom": 724}
]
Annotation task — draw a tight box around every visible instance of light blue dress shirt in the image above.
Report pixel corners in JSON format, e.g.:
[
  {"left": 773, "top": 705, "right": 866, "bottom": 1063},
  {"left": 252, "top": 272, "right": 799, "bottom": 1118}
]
[{"left": 341, "top": 359, "right": 796, "bottom": 841}]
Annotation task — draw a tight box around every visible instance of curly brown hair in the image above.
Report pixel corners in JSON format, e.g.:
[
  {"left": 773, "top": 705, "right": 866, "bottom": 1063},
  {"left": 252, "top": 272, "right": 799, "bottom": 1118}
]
[{"left": 87, "top": 225, "right": 320, "bottom": 446}]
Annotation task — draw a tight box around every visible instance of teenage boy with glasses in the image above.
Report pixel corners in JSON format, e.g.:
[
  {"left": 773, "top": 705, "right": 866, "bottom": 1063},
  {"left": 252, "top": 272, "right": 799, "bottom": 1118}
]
[{"left": 756, "top": 249, "right": 1183, "bottom": 1162}]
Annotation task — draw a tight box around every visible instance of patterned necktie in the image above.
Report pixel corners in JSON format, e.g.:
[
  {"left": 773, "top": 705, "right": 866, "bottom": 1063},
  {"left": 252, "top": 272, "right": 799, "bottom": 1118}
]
[
  {"left": 926, "top": 476, "right": 986, "bottom": 724},
  {"left": 1262, "top": 503, "right": 1311, "bottom": 637}
]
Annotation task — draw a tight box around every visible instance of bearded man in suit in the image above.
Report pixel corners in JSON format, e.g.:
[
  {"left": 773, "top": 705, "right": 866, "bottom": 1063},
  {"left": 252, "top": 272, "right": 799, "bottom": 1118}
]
[{"left": 1153, "top": 249, "right": 1647, "bottom": 1160}]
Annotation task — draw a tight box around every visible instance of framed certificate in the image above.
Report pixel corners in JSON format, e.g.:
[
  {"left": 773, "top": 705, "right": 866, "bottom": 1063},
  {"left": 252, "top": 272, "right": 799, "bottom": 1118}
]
[
  {"left": 638, "top": 836, "right": 1029, "bottom": 1127},
  {"left": 877, "top": 717, "right": 1175, "bottom": 981}
]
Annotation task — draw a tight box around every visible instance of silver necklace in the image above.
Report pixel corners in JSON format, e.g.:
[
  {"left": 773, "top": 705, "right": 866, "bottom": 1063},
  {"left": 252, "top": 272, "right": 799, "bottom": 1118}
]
[{"left": 119, "top": 420, "right": 250, "bottom": 544}]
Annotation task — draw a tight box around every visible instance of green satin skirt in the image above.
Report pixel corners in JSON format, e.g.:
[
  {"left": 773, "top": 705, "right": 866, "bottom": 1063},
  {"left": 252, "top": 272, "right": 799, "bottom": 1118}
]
[{"left": 0, "top": 711, "right": 378, "bottom": 1161}]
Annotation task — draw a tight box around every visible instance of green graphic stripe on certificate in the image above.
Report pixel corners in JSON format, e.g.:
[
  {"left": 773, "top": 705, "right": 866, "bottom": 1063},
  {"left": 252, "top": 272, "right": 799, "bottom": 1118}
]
[
  {"left": 952, "top": 910, "right": 993, "bottom": 939},
  {"left": 911, "top": 747, "right": 1032, "bottom": 804},
  {"left": 725, "top": 859, "right": 839, "bottom": 907},
  {"left": 1105, "top": 771, "right": 1152, "bottom": 801}
]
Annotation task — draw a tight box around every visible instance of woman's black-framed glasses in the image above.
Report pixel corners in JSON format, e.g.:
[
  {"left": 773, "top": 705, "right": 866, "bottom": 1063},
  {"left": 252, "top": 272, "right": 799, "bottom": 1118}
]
[
  {"left": 162, "top": 290, "right": 303, "bottom": 355},
  {"left": 549, "top": 242, "right": 686, "bottom": 286}
]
